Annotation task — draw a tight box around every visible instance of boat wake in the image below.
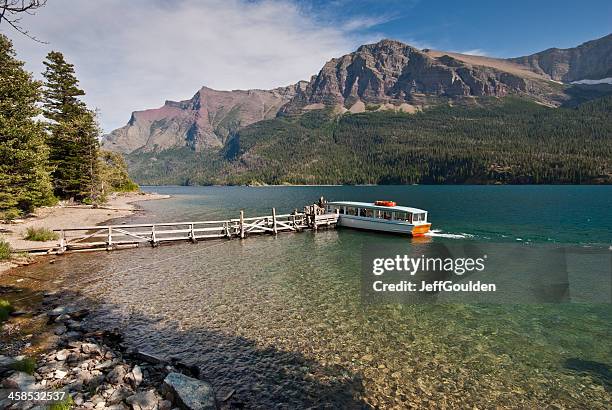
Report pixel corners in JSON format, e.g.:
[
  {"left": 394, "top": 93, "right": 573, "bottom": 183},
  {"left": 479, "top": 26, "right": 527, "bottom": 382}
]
[{"left": 424, "top": 229, "right": 473, "bottom": 239}]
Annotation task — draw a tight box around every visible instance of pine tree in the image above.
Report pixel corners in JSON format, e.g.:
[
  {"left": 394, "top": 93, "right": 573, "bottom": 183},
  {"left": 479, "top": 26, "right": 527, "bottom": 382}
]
[
  {"left": 0, "top": 34, "right": 55, "bottom": 217},
  {"left": 50, "top": 112, "right": 101, "bottom": 201},
  {"left": 42, "top": 51, "right": 86, "bottom": 122},
  {"left": 42, "top": 51, "right": 100, "bottom": 201}
]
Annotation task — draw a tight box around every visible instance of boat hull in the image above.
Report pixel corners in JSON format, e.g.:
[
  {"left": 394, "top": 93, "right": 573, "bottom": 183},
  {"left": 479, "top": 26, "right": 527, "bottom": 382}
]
[{"left": 338, "top": 215, "right": 431, "bottom": 236}]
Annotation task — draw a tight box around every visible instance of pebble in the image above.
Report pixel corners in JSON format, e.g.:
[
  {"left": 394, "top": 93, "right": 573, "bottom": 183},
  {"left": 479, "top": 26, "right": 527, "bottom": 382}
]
[
  {"left": 56, "top": 313, "right": 71, "bottom": 322},
  {"left": 132, "top": 365, "right": 143, "bottom": 387},
  {"left": 54, "top": 369, "right": 68, "bottom": 379},
  {"left": 126, "top": 389, "right": 159, "bottom": 410}
]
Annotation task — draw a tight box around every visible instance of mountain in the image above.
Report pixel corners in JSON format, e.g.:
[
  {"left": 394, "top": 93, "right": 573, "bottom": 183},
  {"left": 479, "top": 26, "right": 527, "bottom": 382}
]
[
  {"left": 102, "top": 35, "right": 612, "bottom": 185},
  {"left": 508, "top": 34, "right": 612, "bottom": 82},
  {"left": 126, "top": 96, "right": 612, "bottom": 185},
  {"left": 102, "top": 83, "right": 304, "bottom": 154},
  {"left": 102, "top": 37, "right": 603, "bottom": 155},
  {"left": 280, "top": 39, "right": 560, "bottom": 114}
]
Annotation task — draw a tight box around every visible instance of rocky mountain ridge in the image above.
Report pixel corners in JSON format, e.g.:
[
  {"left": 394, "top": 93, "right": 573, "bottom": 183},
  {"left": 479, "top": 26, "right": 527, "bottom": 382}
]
[
  {"left": 102, "top": 83, "right": 305, "bottom": 153},
  {"left": 280, "top": 39, "right": 557, "bottom": 114},
  {"left": 102, "top": 34, "right": 612, "bottom": 154},
  {"left": 508, "top": 33, "right": 612, "bottom": 82}
]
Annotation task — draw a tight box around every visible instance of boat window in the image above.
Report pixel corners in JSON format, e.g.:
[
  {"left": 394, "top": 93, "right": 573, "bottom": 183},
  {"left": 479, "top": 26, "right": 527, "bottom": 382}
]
[
  {"left": 413, "top": 213, "right": 426, "bottom": 222},
  {"left": 395, "top": 212, "right": 408, "bottom": 221},
  {"left": 382, "top": 211, "right": 392, "bottom": 220},
  {"left": 347, "top": 207, "right": 357, "bottom": 216},
  {"left": 339, "top": 207, "right": 345, "bottom": 214},
  {"left": 363, "top": 208, "right": 374, "bottom": 218}
]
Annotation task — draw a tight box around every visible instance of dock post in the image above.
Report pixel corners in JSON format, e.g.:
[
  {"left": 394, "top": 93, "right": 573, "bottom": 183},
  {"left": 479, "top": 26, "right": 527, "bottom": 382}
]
[
  {"left": 106, "top": 227, "right": 113, "bottom": 251},
  {"left": 224, "top": 222, "right": 231, "bottom": 239},
  {"left": 240, "top": 210, "right": 245, "bottom": 239},
  {"left": 272, "top": 208, "right": 278, "bottom": 235},
  {"left": 151, "top": 225, "right": 158, "bottom": 247},
  {"left": 189, "top": 223, "right": 196, "bottom": 243},
  {"left": 59, "top": 230, "right": 66, "bottom": 254},
  {"left": 310, "top": 206, "right": 318, "bottom": 231}
]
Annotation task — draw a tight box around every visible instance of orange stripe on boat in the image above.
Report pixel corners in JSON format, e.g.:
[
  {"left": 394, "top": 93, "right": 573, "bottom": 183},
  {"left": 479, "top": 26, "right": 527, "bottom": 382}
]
[
  {"left": 411, "top": 224, "right": 431, "bottom": 236},
  {"left": 374, "top": 200, "right": 396, "bottom": 207}
]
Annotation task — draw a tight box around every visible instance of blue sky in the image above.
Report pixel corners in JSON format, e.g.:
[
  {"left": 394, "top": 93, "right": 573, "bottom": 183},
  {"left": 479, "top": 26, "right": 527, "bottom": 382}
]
[
  {"left": 304, "top": 0, "right": 612, "bottom": 56},
  {"left": 8, "top": 0, "right": 611, "bottom": 131}
]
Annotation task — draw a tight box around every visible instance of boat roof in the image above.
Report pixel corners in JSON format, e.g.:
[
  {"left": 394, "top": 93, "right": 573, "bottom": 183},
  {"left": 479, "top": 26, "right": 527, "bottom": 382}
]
[{"left": 327, "top": 201, "right": 427, "bottom": 214}]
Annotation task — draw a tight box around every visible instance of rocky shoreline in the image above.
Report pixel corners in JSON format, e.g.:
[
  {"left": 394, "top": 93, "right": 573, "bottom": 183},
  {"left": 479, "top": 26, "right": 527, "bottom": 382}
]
[{"left": 1, "top": 291, "right": 217, "bottom": 410}]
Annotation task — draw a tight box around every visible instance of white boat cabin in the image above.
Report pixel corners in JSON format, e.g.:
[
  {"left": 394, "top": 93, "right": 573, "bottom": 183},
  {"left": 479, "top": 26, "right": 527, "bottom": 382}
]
[
  {"left": 325, "top": 201, "right": 431, "bottom": 236},
  {"left": 326, "top": 201, "right": 428, "bottom": 224}
]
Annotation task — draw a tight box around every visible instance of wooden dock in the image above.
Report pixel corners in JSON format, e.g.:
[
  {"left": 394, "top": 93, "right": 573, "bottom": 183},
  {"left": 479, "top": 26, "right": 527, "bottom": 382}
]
[{"left": 23, "top": 208, "right": 339, "bottom": 254}]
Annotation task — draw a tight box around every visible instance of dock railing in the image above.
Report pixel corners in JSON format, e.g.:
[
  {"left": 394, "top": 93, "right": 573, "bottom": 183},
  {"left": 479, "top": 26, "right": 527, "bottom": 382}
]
[{"left": 42, "top": 208, "right": 339, "bottom": 254}]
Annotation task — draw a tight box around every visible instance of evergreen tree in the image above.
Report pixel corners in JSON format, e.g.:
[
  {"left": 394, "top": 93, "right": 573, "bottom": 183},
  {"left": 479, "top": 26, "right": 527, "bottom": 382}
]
[
  {"left": 41, "top": 51, "right": 86, "bottom": 122},
  {"left": 50, "top": 112, "right": 101, "bottom": 201},
  {"left": 42, "top": 51, "right": 100, "bottom": 201},
  {"left": 0, "top": 34, "right": 55, "bottom": 217}
]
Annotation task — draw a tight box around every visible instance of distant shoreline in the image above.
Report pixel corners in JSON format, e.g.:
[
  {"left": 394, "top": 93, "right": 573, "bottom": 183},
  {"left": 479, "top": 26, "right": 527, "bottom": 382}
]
[{"left": 137, "top": 183, "right": 612, "bottom": 187}]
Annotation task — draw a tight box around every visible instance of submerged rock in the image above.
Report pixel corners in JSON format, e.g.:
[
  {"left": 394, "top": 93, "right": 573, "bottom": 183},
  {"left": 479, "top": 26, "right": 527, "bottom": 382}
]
[
  {"left": 2, "top": 371, "right": 36, "bottom": 390},
  {"left": 164, "top": 372, "right": 216, "bottom": 410},
  {"left": 133, "top": 351, "right": 166, "bottom": 365},
  {"left": 0, "top": 355, "right": 20, "bottom": 376}
]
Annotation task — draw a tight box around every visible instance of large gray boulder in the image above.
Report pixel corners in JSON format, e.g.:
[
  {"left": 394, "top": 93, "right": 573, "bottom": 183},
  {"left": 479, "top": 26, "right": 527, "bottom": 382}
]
[
  {"left": 163, "top": 372, "right": 216, "bottom": 410},
  {"left": 2, "top": 371, "right": 37, "bottom": 390},
  {"left": 0, "top": 355, "right": 20, "bottom": 376}
]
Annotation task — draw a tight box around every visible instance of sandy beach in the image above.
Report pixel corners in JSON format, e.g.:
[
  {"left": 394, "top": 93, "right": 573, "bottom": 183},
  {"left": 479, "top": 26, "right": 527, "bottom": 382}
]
[{"left": 0, "top": 192, "right": 169, "bottom": 273}]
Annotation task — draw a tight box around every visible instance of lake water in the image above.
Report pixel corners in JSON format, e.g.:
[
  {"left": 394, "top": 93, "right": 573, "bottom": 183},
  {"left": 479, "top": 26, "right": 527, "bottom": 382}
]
[{"left": 11, "top": 186, "right": 612, "bottom": 408}]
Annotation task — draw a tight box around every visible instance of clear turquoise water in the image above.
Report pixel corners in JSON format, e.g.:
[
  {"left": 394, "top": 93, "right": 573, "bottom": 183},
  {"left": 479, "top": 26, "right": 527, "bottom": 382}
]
[
  {"left": 13, "top": 186, "right": 612, "bottom": 408},
  {"left": 136, "top": 185, "right": 612, "bottom": 245}
]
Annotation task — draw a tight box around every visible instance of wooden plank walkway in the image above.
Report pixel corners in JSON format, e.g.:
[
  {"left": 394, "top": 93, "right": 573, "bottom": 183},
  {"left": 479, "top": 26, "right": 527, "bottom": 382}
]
[{"left": 20, "top": 208, "right": 339, "bottom": 255}]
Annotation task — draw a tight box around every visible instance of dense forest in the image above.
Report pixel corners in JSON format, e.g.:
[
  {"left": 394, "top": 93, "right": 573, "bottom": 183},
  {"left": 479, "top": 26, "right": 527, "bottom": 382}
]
[
  {"left": 126, "top": 96, "right": 612, "bottom": 185},
  {"left": 0, "top": 34, "right": 137, "bottom": 220}
]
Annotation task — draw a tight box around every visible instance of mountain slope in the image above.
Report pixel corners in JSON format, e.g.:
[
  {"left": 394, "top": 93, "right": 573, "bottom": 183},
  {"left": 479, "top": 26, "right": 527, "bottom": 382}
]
[
  {"left": 102, "top": 83, "right": 304, "bottom": 154},
  {"left": 102, "top": 37, "right": 603, "bottom": 155},
  {"left": 104, "top": 34, "right": 612, "bottom": 185},
  {"left": 508, "top": 33, "right": 612, "bottom": 82},
  {"left": 281, "top": 39, "right": 559, "bottom": 114},
  {"left": 126, "top": 96, "right": 612, "bottom": 185}
]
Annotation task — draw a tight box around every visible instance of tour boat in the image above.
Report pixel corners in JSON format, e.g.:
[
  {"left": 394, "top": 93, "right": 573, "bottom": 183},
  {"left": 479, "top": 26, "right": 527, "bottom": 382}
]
[{"left": 325, "top": 200, "right": 431, "bottom": 236}]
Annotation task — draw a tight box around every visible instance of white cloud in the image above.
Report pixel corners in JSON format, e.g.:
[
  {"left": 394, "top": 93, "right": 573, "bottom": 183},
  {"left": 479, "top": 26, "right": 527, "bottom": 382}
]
[
  {"left": 458, "top": 49, "right": 488, "bottom": 56},
  {"left": 399, "top": 38, "right": 434, "bottom": 51},
  {"left": 341, "top": 15, "right": 394, "bottom": 31},
  {"left": 5, "top": 0, "right": 372, "bottom": 132}
]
